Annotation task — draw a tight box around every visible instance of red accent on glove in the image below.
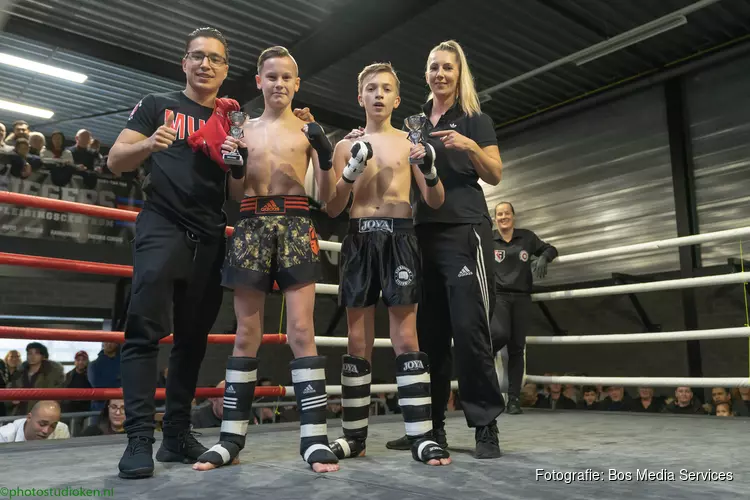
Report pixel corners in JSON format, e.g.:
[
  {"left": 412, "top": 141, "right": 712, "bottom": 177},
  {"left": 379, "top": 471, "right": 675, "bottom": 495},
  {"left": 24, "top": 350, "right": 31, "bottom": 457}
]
[{"left": 186, "top": 97, "right": 241, "bottom": 172}]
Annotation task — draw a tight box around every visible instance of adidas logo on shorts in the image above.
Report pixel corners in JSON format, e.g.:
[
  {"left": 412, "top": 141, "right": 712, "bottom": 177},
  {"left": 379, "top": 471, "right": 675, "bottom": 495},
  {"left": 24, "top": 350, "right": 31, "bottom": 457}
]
[
  {"left": 261, "top": 200, "right": 281, "bottom": 212},
  {"left": 457, "top": 266, "right": 473, "bottom": 278},
  {"left": 303, "top": 384, "right": 316, "bottom": 395},
  {"left": 225, "top": 385, "right": 236, "bottom": 394}
]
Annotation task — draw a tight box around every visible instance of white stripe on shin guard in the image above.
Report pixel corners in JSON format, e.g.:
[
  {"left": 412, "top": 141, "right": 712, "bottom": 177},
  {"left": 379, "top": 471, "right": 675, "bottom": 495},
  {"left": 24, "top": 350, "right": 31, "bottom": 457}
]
[
  {"left": 207, "top": 444, "right": 232, "bottom": 465},
  {"left": 303, "top": 443, "right": 331, "bottom": 463},
  {"left": 221, "top": 419, "right": 249, "bottom": 436},
  {"left": 397, "top": 373, "right": 430, "bottom": 386},
  {"left": 342, "top": 396, "right": 371, "bottom": 407},
  {"left": 292, "top": 368, "right": 326, "bottom": 383},
  {"left": 405, "top": 420, "right": 433, "bottom": 436},
  {"left": 300, "top": 423, "right": 328, "bottom": 438},
  {"left": 398, "top": 397, "right": 431, "bottom": 406},
  {"left": 342, "top": 418, "right": 369, "bottom": 430},
  {"left": 342, "top": 373, "right": 372, "bottom": 386},
  {"left": 225, "top": 369, "right": 257, "bottom": 383}
]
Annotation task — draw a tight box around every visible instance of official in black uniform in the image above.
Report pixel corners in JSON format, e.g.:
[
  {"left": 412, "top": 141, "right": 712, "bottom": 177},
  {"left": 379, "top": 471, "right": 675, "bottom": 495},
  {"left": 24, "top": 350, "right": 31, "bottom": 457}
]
[
  {"left": 490, "top": 202, "right": 558, "bottom": 414},
  {"left": 108, "top": 28, "right": 244, "bottom": 479},
  {"left": 384, "top": 40, "right": 504, "bottom": 459}
]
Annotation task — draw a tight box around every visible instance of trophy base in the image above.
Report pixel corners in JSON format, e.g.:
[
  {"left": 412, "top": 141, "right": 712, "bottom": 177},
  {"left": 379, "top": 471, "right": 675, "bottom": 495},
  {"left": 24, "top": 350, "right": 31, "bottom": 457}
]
[
  {"left": 223, "top": 153, "right": 244, "bottom": 166},
  {"left": 409, "top": 158, "right": 424, "bottom": 165}
]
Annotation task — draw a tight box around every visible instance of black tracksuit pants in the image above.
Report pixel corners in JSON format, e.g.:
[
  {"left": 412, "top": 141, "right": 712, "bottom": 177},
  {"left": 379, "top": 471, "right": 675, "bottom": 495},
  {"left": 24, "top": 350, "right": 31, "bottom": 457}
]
[
  {"left": 416, "top": 220, "right": 505, "bottom": 428},
  {"left": 121, "top": 208, "right": 225, "bottom": 438},
  {"left": 491, "top": 292, "right": 532, "bottom": 398}
]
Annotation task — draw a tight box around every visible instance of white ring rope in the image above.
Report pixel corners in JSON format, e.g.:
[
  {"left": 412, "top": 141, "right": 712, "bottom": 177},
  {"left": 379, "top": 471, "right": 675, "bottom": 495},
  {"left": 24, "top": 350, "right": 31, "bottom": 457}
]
[
  {"left": 526, "top": 375, "right": 750, "bottom": 388},
  {"left": 284, "top": 381, "right": 459, "bottom": 397},
  {"left": 526, "top": 327, "right": 750, "bottom": 345}
]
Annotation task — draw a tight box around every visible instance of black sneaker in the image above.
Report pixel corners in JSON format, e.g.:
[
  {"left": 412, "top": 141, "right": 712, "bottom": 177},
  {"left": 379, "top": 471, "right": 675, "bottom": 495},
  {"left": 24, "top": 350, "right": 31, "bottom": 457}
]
[
  {"left": 475, "top": 422, "right": 502, "bottom": 459},
  {"left": 433, "top": 428, "right": 449, "bottom": 449},
  {"left": 119, "top": 436, "right": 155, "bottom": 479},
  {"left": 156, "top": 429, "right": 208, "bottom": 464},
  {"left": 386, "top": 429, "right": 448, "bottom": 451},
  {"left": 506, "top": 396, "right": 523, "bottom": 415}
]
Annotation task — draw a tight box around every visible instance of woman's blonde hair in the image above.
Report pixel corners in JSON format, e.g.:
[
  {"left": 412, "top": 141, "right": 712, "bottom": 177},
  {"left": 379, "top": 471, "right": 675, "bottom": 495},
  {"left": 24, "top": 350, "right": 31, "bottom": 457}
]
[{"left": 426, "top": 40, "right": 481, "bottom": 117}]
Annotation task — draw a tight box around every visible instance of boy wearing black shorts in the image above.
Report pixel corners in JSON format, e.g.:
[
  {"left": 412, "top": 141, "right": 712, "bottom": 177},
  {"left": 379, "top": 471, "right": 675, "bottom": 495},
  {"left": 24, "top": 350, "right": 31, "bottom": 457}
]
[{"left": 325, "top": 62, "right": 450, "bottom": 466}]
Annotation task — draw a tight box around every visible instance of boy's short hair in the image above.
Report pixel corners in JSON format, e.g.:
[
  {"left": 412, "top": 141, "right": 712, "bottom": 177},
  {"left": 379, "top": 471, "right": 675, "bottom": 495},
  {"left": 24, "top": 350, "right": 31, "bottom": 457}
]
[
  {"left": 582, "top": 385, "right": 597, "bottom": 394},
  {"left": 357, "top": 62, "right": 400, "bottom": 94},
  {"left": 257, "top": 46, "right": 298, "bottom": 75}
]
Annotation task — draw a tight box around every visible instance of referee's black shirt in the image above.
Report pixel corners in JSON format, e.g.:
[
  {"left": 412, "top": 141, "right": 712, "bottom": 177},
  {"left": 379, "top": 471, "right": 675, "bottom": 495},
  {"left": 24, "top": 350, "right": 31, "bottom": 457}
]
[
  {"left": 493, "top": 228, "right": 558, "bottom": 294},
  {"left": 414, "top": 99, "right": 498, "bottom": 225}
]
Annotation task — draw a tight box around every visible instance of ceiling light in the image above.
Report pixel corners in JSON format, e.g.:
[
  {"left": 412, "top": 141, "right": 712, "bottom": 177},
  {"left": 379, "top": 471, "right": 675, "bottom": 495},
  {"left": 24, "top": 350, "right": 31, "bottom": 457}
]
[
  {"left": 0, "top": 52, "right": 88, "bottom": 83},
  {"left": 572, "top": 16, "right": 688, "bottom": 66},
  {"left": 0, "top": 99, "right": 54, "bottom": 119}
]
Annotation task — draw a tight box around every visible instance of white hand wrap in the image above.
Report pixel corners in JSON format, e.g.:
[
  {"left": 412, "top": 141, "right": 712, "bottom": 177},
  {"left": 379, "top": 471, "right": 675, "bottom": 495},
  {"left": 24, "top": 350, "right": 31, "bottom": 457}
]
[{"left": 342, "top": 141, "right": 373, "bottom": 183}]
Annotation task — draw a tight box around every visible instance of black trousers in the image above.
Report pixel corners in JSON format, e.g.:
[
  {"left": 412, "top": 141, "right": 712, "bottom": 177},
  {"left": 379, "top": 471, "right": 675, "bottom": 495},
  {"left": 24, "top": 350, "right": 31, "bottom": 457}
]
[
  {"left": 416, "top": 220, "right": 504, "bottom": 428},
  {"left": 491, "top": 292, "right": 532, "bottom": 398},
  {"left": 121, "top": 209, "right": 225, "bottom": 438}
]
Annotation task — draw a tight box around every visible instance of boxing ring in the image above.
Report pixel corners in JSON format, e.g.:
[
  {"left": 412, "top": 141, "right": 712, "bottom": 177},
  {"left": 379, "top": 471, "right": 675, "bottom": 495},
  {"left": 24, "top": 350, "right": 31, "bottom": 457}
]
[{"left": 1, "top": 191, "right": 748, "bottom": 499}]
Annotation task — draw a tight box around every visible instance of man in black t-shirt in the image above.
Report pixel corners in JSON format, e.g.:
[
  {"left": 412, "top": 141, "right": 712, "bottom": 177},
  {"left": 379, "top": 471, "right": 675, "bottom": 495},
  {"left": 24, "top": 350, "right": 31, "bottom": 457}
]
[{"left": 107, "top": 27, "right": 244, "bottom": 480}]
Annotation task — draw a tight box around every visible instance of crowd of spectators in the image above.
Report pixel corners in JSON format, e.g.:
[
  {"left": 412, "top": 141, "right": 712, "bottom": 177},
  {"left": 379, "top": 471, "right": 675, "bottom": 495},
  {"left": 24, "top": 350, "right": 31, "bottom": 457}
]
[{"left": 520, "top": 373, "right": 750, "bottom": 417}]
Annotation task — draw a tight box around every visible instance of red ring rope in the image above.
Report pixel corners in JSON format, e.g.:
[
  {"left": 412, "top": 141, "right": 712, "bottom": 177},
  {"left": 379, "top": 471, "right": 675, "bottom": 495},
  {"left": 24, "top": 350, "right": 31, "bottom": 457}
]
[
  {"left": 0, "top": 326, "right": 288, "bottom": 345},
  {"left": 0, "top": 191, "right": 235, "bottom": 237},
  {"left": 0, "top": 386, "right": 285, "bottom": 401}
]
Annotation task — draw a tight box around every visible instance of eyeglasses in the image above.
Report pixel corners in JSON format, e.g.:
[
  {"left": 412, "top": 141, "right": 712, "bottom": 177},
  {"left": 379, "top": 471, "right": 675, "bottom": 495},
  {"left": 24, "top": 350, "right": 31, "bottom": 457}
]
[
  {"left": 185, "top": 51, "right": 227, "bottom": 66},
  {"left": 108, "top": 405, "right": 125, "bottom": 413}
]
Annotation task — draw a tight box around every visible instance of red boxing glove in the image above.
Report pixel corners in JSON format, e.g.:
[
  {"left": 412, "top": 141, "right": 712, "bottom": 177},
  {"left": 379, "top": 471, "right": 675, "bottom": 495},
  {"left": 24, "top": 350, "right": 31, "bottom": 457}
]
[{"left": 187, "top": 97, "right": 241, "bottom": 172}]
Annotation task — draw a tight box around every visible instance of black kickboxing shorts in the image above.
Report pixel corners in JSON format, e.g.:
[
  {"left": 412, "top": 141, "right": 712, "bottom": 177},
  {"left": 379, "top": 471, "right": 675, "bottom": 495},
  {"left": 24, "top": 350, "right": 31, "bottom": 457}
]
[
  {"left": 338, "top": 217, "right": 421, "bottom": 308},
  {"left": 222, "top": 195, "right": 321, "bottom": 292}
]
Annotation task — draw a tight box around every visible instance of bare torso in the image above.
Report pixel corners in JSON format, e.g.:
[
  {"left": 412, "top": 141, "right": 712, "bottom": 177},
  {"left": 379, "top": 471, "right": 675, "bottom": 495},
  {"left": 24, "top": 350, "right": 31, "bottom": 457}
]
[
  {"left": 241, "top": 114, "right": 312, "bottom": 196},
  {"left": 347, "top": 129, "right": 413, "bottom": 218}
]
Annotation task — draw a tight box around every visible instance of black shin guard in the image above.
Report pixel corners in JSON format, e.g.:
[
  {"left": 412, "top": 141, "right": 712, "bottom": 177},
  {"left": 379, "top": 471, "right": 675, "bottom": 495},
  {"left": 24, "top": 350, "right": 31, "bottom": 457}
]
[
  {"left": 396, "top": 352, "right": 450, "bottom": 463},
  {"left": 197, "top": 356, "right": 258, "bottom": 466},
  {"left": 330, "top": 355, "right": 370, "bottom": 459},
  {"left": 291, "top": 356, "right": 338, "bottom": 466}
]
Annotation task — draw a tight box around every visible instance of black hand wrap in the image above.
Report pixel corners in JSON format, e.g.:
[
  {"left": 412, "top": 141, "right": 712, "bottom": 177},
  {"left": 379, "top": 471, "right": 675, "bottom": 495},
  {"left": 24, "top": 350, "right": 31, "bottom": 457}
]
[
  {"left": 305, "top": 122, "right": 333, "bottom": 171},
  {"left": 230, "top": 147, "right": 248, "bottom": 179}
]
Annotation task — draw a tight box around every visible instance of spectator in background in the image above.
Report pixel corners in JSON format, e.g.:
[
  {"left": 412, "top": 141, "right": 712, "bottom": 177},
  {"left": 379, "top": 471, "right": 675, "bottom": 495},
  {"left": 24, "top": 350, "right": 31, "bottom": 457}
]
[
  {"left": 41, "top": 131, "right": 74, "bottom": 164},
  {"left": 28, "top": 131, "right": 46, "bottom": 156},
  {"left": 577, "top": 386, "right": 599, "bottom": 410},
  {"left": 562, "top": 373, "right": 581, "bottom": 404},
  {"left": 663, "top": 386, "right": 706, "bottom": 414},
  {"left": 8, "top": 342, "right": 65, "bottom": 416},
  {"left": 708, "top": 387, "right": 731, "bottom": 415},
  {"left": 81, "top": 399, "right": 126, "bottom": 436},
  {"left": 731, "top": 387, "right": 750, "bottom": 417},
  {"left": 0, "top": 400, "right": 70, "bottom": 443},
  {"left": 4, "top": 120, "right": 30, "bottom": 146},
  {"left": 88, "top": 342, "right": 122, "bottom": 416},
  {"left": 520, "top": 383, "right": 549, "bottom": 409},
  {"left": 599, "top": 386, "right": 632, "bottom": 412},
  {"left": 89, "top": 137, "right": 105, "bottom": 173},
  {"left": 9, "top": 138, "right": 34, "bottom": 178},
  {"left": 545, "top": 375, "right": 576, "bottom": 410},
  {"left": 630, "top": 387, "right": 663, "bottom": 413},
  {"left": 0, "top": 123, "right": 12, "bottom": 153},
  {"left": 63, "top": 351, "right": 92, "bottom": 434},
  {"left": 190, "top": 381, "right": 224, "bottom": 429},
  {"left": 68, "top": 129, "right": 97, "bottom": 171},
  {"left": 714, "top": 402, "right": 734, "bottom": 417}
]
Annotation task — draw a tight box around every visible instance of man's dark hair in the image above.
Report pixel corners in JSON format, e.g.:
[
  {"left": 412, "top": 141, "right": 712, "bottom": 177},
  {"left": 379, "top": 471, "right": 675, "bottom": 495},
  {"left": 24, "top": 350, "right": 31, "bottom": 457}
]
[
  {"left": 185, "top": 27, "right": 229, "bottom": 62},
  {"left": 12, "top": 120, "right": 28, "bottom": 128},
  {"left": 26, "top": 341, "right": 49, "bottom": 359},
  {"left": 582, "top": 385, "right": 597, "bottom": 394}
]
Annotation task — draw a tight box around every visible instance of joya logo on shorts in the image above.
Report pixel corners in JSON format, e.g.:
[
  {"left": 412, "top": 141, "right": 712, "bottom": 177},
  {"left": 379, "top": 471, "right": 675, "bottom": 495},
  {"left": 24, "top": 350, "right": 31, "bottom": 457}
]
[
  {"left": 395, "top": 265, "right": 414, "bottom": 286},
  {"left": 359, "top": 218, "right": 393, "bottom": 233},
  {"left": 403, "top": 360, "right": 424, "bottom": 371},
  {"left": 342, "top": 363, "right": 359, "bottom": 375}
]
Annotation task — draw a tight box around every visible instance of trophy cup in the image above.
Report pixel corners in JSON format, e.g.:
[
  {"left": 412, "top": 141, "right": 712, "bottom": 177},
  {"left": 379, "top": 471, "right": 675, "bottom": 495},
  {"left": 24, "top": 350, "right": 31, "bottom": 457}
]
[
  {"left": 223, "top": 110, "right": 247, "bottom": 166},
  {"left": 404, "top": 114, "right": 427, "bottom": 164}
]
